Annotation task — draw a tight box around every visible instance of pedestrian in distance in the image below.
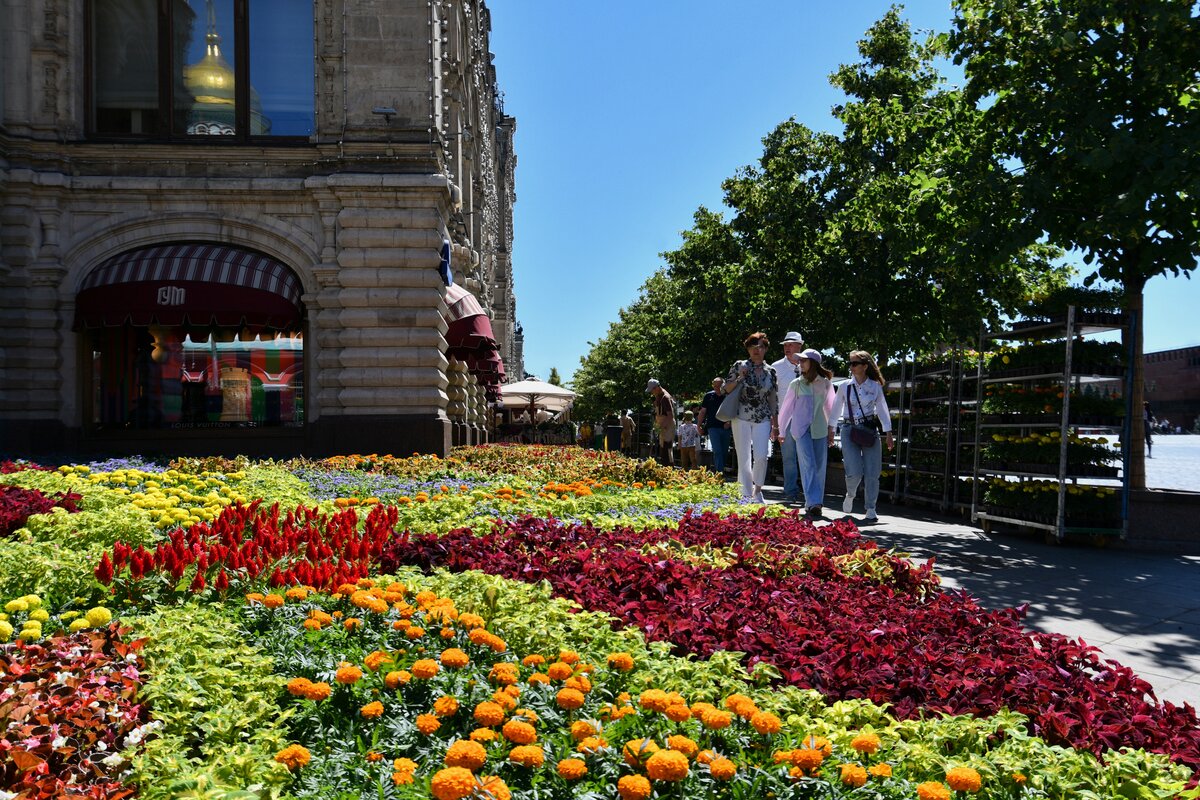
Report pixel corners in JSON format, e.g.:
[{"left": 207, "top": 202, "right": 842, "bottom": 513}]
[
  {"left": 830, "top": 350, "right": 893, "bottom": 524},
  {"left": 1143, "top": 400, "right": 1155, "bottom": 458},
  {"left": 723, "top": 332, "right": 780, "bottom": 504},
  {"left": 646, "top": 378, "right": 676, "bottom": 467},
  {"left": 771, "top": 331, "right": 806, "bottom": 502},
  {"left": 697, "top": 376, "right": 731, "bottom": 477},
  {"left": 778, "top": 348, "right": 835, "bottom": 517},
  {"left": 677, "top": 411, "right": 700, "bottom": 470}
]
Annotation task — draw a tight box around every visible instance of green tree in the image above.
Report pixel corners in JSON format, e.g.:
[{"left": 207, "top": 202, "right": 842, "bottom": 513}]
[
  {"left": 950, "top": 0, "right": 1200, "bottom": 488},
  {"left": 546, "top": 367, "right": 562, "bottom": 386}
]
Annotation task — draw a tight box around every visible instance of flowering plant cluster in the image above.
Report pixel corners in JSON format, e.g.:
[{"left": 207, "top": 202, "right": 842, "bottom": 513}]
[
  {"left": 0, "top": 459, "right": 51, "bottom": 474},
  {"left": 985, "top": 340, "right": 1124, "bottom": 377},
  {"left": 1, "top": 592, "right": 115, "bottom": 642},
  {"left": 981, "top": 430, "right": 1119, "bottom": 471},
  {"left": 54, "top": 464, "right": 248, "bottom": 530},
  {"left": 0, "top": 623, "right": 150, "bottom": 799},
  {"left": 981, "top": 383, "right": 1123, "bottom": 421},
  {"left": 0, "top": 484, "right": 81, "bottom": 538},
  {"left": 383, "top": 514, "right": 1200, "bottom": 772},
  {"left": 981, "top": 478, "right": 1120, "bottom": 525}
]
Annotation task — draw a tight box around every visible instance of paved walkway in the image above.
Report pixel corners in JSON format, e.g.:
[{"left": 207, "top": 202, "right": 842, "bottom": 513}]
[{"left": 762, "top": 486, "right": 1200, "bottom": 711}]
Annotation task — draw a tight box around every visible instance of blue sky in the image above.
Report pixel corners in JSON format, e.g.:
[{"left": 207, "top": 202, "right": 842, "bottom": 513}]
[{"left": 488, "top": 1, "right": 1198, "bottom": 383}]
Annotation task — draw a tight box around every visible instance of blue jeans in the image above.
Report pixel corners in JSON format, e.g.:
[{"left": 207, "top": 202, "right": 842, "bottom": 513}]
[
  {"left": 840, "top": 427, "right": 882, "bottom": 515},
  {"left": 706, "top": 426, "right": 730, "bottom": 474},
  {"left": 797, "top": 430, "right": 829, "bottom": 508},
  {"left": 780, "top": 431, "right": 800, "bottom": 500}
]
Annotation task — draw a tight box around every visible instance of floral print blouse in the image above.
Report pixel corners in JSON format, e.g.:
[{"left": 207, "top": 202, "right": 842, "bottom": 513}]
[{"left": 726, "top": 360, "right": 779, "bottom": 423}]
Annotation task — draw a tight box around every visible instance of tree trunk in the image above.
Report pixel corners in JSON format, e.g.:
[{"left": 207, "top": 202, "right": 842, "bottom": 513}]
[{"left": 1125, "top": 282, "right": 1146, "bottom": 490}]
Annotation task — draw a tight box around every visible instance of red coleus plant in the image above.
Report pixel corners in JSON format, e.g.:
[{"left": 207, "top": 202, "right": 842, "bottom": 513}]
[
  {"left": 0, "top": 460, "right": 51, "bottom": 474},
  {"left": 96, "top": 500, "right": 399, "bottom": 601},
  {"left": 0, "top": 484, "right": 82, "bottom": 538},
  {"left": 0, "top": 625, "right": 148, "bottom": 799},
  {"left": 380, "top": 513, "right": 1200, "bottom": 775}
]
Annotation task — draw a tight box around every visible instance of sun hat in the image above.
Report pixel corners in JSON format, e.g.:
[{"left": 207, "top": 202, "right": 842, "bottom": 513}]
[{"left": 780, "top": 331, "right": 805, "bottom": 344}]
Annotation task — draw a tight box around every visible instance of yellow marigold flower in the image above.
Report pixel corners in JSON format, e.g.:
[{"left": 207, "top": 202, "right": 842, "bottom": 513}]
[
  {"left": 667, "top": 735, "right": 697, "bottom": 758},
  {"left": 412, "top": 659, "right": 440, "bottom": 679},
  {"left": 522, "top": 654, "right": 547, "bottom": 668},
  {"left": 710, "top": 757, "right": 737, "bottom": 781},
  {"left": 489, "top": 662, "right": 519, "bottom": 685},
  {"left": 606, "top": 651, "right": 635, "bottom": 671},
  {"left": 304, "top": 682, "right": 331, "bottom": 701},
  {"left": 870, "top": 763, "right": 893, "bottom": 778},
  {"left": 556, "top": 687, "right": 586, "bottom": 710},
  {"left": 570, "top": 720, "right": 596, "bottom": 740},
  {"left": 416, "top": 713, "right": 441, "bottom": 735},
  {"left": 622, "top": 738, "right": 660, "bottom": 767},
  {"left": 576, "top": 736, "right": 607, "bottom": 754},
  {"left": 274, "top": 744, "right": 311, "bottom": 770},
  {"left": 751, "top": 711, "right": 782, "bottom": 735},
  {"left": 360, "top": 701, "right": 385, "bottom": 719},
  {"left": 701, "top": 708, "right": 732, "bottom": 730},
  {"left": 617, "top": 774, "right": 652, "bottom": 800},
  {"left": 287, "top": 677, "right": 313, "bottom": 697},
  {"left": 946, "top": 767, "right": 983, "bottom": 793},
  {"left": 501, "top": 719, "right": 537, "bottom": 745},
  {"left": 474, "top": 701, "right": 506, "bottom": 727},
  {"left": 917, "top": 782, "right": 952, "bottom": 800},
  {"left": 476, "top": 776, "right": 510, "bottom": 800},
  {"left": 335, "top": 663, "right": 363, "bottom": 685},
  {"left": 646, "top": 749, "right": 689, "bottom": 781},
  {"left": 556, "top": 757, "right": 588, "bottom": 780},
  {"left": 364, "top": 650, "right": 393, "bottom": 672},
  {"left": 440, "top": 647, "right": 470, "bottom": 668},
  {"left": 696, "top": 749, "right": 717, "bottom": 765},
  {"left": 508, "top": 745, "right": 544, "bottom": 768},
  {"left": 263, "top": 594, "right": 285, "bottom": 609},
  {"left": 470, "top": 727, "right": 497, "bottom": 742},
  {"left": 840, "top": 763, "right": 868, "bottom": 788},
  {"left": 546, "top": 661, "right": 573, "bottom": 681},
  {"left": 384, "top": 670, "right": 411, "bottom": 689},
  {"left": 430, "top": 766, "right": 475, "bottom": 800},
  {"left": 444, "top": 740, "right": 487, "bottom": 771},
  {"left": 434, "top": 695, "right": 460, "bottom": 717},
  {"left": 851, "top": 732, "right": 881, "bottom": 754}
]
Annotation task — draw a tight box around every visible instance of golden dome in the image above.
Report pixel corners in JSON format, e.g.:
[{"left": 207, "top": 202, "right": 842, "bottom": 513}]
[{"left": 182, "top": 0, "right": 270, "bottom": 135}]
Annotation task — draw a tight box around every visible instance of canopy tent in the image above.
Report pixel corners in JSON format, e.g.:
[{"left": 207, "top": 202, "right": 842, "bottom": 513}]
[{"left": 499, "top": 379, "right": 576, "bottom": 414}]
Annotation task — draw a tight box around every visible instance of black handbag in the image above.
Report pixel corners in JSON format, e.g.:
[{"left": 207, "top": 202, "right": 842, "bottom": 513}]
[{"left": 846, "top": 383, "right": 880, "bottom": 447}]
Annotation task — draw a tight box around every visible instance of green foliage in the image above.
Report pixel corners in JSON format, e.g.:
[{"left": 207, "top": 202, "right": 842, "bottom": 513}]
[
  {"left": 0, "top": 540, "right": 110, "bottom": 608},
  {"left": 16, "top": 503, "right": 159, "bottom": 550},
  {"left": 127, "top": 602, "right": 293, "bottom": 800},
  {"left": 237, "top": 465, "right": 314, "bottom": 512}
]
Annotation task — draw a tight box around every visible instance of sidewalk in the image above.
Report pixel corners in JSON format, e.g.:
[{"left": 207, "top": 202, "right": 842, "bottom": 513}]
[{"left": 762, "top": 485, "right": 1200, "bottom": 711}]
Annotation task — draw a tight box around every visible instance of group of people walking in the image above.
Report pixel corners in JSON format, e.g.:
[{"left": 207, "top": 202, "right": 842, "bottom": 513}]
[{"left": 648, "top": 330, "right": 893, "bottom": 523}]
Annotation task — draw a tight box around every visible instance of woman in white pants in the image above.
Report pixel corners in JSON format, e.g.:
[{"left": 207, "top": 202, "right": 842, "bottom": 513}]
[
  {"left": 722, "top": 332, "right": 779, "bottom": 503},
  {"left": 829, "top": 350, "right": 893, "bottom": 523}
]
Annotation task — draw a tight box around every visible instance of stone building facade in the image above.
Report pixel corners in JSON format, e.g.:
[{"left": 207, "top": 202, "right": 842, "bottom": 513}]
[
  {"left": 0, "top": 0, "right": 520, "bottom": 458},
  {"left": 1144, "top": 347, "right": 1200, "bottom": 432}
]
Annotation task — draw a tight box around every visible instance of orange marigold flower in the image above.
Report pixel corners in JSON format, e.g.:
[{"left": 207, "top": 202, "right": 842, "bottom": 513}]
[
  {"left": 458, "top": 612, "right": 484, "bottom": 629},
  {"left": 870, "top": 763, "right": 893, "bottom": 778},
  {"left": 638, "top": 689, "right": 670, "bottom": 713},
  {"left": 791, "top": 747, "right": 825, "bottom": 772},
  {"left": 411, "top": 659, "right": 440, "bottom": 679},
  {"left": 664, "top": 703, "right": 692, "bottom": 723},
  {"left": 392, "top": 619, "right": 412, "bottom": 631},
  {"left": 556, "top": 688, "right": 586, "bottom": 710},
  {"left": 414, "top": 590, "right": 437, "bottom": 606},
  {"left": 444, "top": 739, "right": 487, "bottom": 771},
  {"left": 751, "top": 711, "right": 782, "bottom": 735},
  {"left": 917, "top": 782, "right": 952, "bottom": 800},
  {"left": 696, "top": 749, "right": 717, "bottom": 765},
  {"left": 556, "top": 757, "right": 588, "bottom": 780},
  {"left": 343, "top": 617, "right": 362, "bottom": 631},
  {"left": 701, "top": 708, "right": 732, "bottom": 730},
  {"left": 513, "top": 707, "right": 537, "bottom": 723},
  {"left": 364, "top": 650, "right": 393, "bottom": 672},
  {"left": 470, "top": 728, "right": 497, "bottom": 742},
  {"left": 508, "top": 745, "right": 545, "bottom": 768},
  {"left": 840, "top": 763, "right": 868, "bottom": 788},
  {"left": 441, "top": 648, "right": 470, "bottom": 668},
  {"left": 851, "top": 732, "right": 881, "bottom": 754},
  {"left": 690, "top": 701, "right": 716, "bottom": 720},
  {"left": 504, "top": 684, "right": 522, "bottom": 698},
  {"left": 558, "top": 649, "right": 580, "bottom": 664},
  {"left": 309, "top": 609, "right": 333, "bottom": 625},
  {"left": 622, "top": 738, "right": 660, "bottom": 767},
  {"left": 476, "top": 776, "right": 510, "bottom": 800},
  {"left": 286, "top": 677, "right": 313, "bottom": 697},
  {"left": 392, "top": 770, "right": 415, "bottom": 786},
  {"left": 335, "top": 663, "right": 363, "bottom": 685},
  {"left": 570, "top": 720, "right": 596, "bottom": 740},
  {"left": 360, "top": 701, "right": 385, "bottom": 719},
  {"left": 565, "top": 674, "right": 592, "bottom": 693},
  {"left": 501, "top": 719, "right": 537, "bottom": 745},
  {"left": 800, "top": 735, "right": 833, "bottom": 755},
  {"left": 606, "top": 651, "right": 635, "bottom": 671},
  {"left": 491, "top": 690, "right": 518, "bottom": 711},
  {"left": 405, "top": 626, "right": 426, "bottom": 639},
  {"left": 946, "top": 767, "right": 983, "bottom": 793},
  {"left": 1012, "top": 772, "right": 1027, "bottom": 785},
  {"left": 430, "top": 766, "right": 475, "bottom": 800},
  {"left": 304, "top": 681, "right": 332, "bottom": 701},
  {"left": 546, "top": 661, "right": 573, "bottom": 681},
  {"left": 393, "top": 757, "right": 418, "bottom": 775},
  {"left": 416, "top": 713, "right": 441, "bottom": 735},
  {"left": 666, "top": 735, "right": 698, "bottom": 758},
  {"left": 576, "top": 736, "right": 607, "bottom": 754},
  {"left": 474, "top": 701, "right": 506, "bottom": 727},
  {"left": 245, "top": 592, "right": 265, "bottom": 605},
  {"left": 521, "top": 654, "right": 547, "bottom": 668},
  {"left": 646, "top": 749, "right": 689, "bottom": 781},
  {"left": 434, "top": 695, "right": 460, "bottom": 717},
  {"left": 527, "top": 672, "right": 550, "bottom": 685},
  {"left": 710, "top": 757, "right": 737, "bottom": 781},
  {"left": 302, "top": 618, "right": 322, "bottom": 631},
  {"left": 723, "top": 693, "right": 757, "bottom": 718},
  {"left": 489, "top": 662, "right": 519, "bottom": 685},
  {"left": 617, "top": 774, "right": 652, "bottom": 800},
  {"left": 356, "top": 577, "right": 374, "bottom": 588},
  {"left": 274, "top": 744, "right": 311, "bottom": 770},
  {"left": 384, "top": 670, "right": 411, "bottom": 689},
  {"left": 365, "top": 751, "right": 383, "bottom": 762}
]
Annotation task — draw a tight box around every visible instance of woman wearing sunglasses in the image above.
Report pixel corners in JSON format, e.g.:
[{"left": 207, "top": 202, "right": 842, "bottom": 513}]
[
  {"left": 829, "top": 351, "right": 893, "bottom": 523},
  {"left": 722, "top": 332, "right": 779, "bottom": 503}
]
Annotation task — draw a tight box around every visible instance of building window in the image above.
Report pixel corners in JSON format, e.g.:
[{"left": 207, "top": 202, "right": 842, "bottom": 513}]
[
  {"left": 89, "top": 327, "right": 305, "bottom": 430},
  {"left": 90, "top": 0, "right": 314, "bottom": 139}
]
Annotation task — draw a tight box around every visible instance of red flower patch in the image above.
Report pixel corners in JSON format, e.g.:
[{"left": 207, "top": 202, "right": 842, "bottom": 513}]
[{"left": 0, "top": 484, "right": 81, "bottom": 538}]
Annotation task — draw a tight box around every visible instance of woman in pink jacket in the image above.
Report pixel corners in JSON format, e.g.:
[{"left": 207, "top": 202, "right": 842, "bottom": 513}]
[{"left": 777, "top": 349, "right": 835, "bottom": 517}]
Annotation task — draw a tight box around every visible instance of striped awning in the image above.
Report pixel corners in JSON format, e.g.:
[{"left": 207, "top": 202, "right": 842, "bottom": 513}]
[
  {"left": 444, "top": 282, "right": 484, "bottom": 323},
  {"left": 74, "top": 243, "right": 304, "bottom": 330}
]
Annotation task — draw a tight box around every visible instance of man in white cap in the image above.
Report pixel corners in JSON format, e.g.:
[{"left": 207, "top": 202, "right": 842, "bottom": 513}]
[
  {"left": 646, "top": 378, "right": 676, "bottom": 466},
  {"left": 771, "top": 331, "right": 805, "bottom": 502}
]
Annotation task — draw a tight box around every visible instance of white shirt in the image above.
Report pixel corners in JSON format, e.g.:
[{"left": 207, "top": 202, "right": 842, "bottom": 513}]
[
  {"left": 771, "top": 355, "right": 803, "bottom": 414},
  {"left": 830, "top": 377, "right": 892, "bottom": 433}
]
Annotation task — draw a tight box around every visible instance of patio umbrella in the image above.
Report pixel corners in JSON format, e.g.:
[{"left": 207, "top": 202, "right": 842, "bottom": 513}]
[{"left": 499, "top": 379, "right": 576, "bottom": 413}]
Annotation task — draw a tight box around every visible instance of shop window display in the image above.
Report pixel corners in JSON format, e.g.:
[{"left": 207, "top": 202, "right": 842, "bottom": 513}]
[{"left": 89, "top": 325, "right": 303, "bottom": 430}]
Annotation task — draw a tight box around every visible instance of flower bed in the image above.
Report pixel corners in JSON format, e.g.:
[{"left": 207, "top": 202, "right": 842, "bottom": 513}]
[{"left": 0, "top": 484, "right": 80, "bottom": 538}]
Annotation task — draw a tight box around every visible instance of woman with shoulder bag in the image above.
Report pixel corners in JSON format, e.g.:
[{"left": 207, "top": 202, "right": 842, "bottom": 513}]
[
  {"left": 723, "top": 332, "right": 779, "bottom": 504},
  {"left": 777, "top": 349, "right": 835, "bottom": 517},
  {"left": 829, "top": 350, "right": 893, "bottom": 523}
]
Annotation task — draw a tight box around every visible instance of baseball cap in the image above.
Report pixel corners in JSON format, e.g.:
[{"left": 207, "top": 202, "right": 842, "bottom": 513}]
[{"left": 645, "top": 378, "right": 661, "bottom": 392}]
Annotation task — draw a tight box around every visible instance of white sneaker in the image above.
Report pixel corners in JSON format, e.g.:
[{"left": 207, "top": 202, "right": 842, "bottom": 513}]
[
  {"left": 842, "top": 495, "right": 855, "bottom": 514},
  {"left": 864, "top": 511, "right": 879, "bottom": 524},
  {"left": 753, "top": 489, "right": 765, "bottom": 504}
]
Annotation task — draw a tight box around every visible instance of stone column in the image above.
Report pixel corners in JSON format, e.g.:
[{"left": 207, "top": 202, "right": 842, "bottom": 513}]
[{"left": 446, "top": 357, "right": 467, "bottom": 447}]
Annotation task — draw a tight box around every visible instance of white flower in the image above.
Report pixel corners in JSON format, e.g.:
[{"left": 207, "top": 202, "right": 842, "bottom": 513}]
[
  {"left": 101, "top": 753, "right": 125, "bottom": 767},
  {"left": 52, "top": 735, "right": 68, "bottom": 748}
]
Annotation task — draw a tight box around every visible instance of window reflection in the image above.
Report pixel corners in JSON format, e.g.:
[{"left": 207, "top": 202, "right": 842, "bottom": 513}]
[
  {"left": 90, "top": 325, "right": 304, "bottom": 430},
  {"left": 92, "top": 0, "right": 163, "bottom": 134},
  {"left": 176, "top": 0, "right": 244, "bottom": 135},
  {"left": 250, "top": 2, "right": 314, "bottom": 136}
]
